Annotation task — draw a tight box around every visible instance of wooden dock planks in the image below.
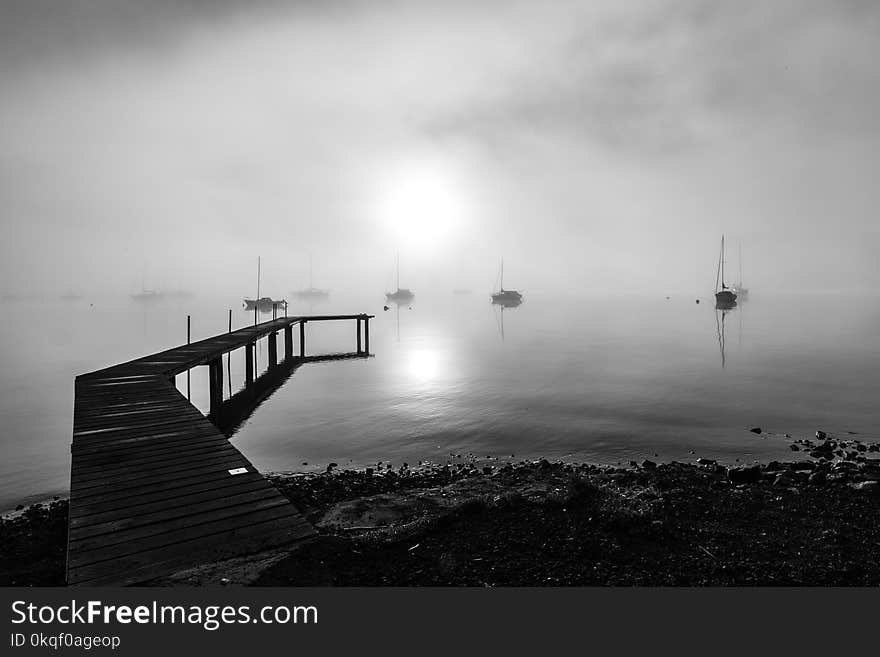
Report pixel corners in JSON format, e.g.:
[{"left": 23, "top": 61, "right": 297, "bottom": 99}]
[{"left": 66, "top": 314, "right": 370, "bottom": 586}]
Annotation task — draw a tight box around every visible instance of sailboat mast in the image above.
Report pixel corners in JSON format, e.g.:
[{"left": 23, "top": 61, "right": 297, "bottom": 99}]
[
  {"left": 500, "top": 258, "right": 504, "bottom": 291},
  {"left": 738, "top": 243, "right": 743, "bottom": 286},
  {"left": 309, "top": 254, "right": 313, "bottom": 289},
  {"left": 396, "top": 252, "right": 400, "bottom": 291},
  {"left": 257, "top": 256, "right": 261, "bottom": 300}
]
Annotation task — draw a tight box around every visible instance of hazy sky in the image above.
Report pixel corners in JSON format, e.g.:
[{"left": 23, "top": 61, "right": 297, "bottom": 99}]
[{"left": 2, "top": 0, "right": 879, "bottom": 298}]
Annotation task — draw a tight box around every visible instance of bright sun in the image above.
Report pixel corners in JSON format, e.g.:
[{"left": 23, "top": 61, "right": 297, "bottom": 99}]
[{"left": 375, "top": 163, "right": 467, "bottom": 251}]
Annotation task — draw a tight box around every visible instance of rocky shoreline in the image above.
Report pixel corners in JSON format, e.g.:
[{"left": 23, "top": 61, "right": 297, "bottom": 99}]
[
  {"left": 253, "top": 439, "right": 880, "bottom": 586},
  {"left": 2, "top": 432, "right": 879, "bottom": 586}
]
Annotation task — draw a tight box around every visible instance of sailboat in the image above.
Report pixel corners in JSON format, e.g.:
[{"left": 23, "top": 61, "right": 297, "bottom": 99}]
[
  {"left": 491, "top": 259, "right": 522, "bottom": 307},
  {"left": 131, "top": 275, "right": 163, "bottom": 302},
  {"left": 733, "top": 243, "right": 749, "bottom": 299},
  {"left": 385, "top": 252, "right": 414, "bottom": 303},
  {"left": 293, "top": 254, "right": 330, "bottom": 300},
  {"left": 714, "top": 236, "right": 737, "bottom": 308},
  {"left": 244, "top": 257, "right": 286, "bottom": 312}
]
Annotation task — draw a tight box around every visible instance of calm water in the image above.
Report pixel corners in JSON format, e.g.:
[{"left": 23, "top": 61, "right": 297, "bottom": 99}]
[{"left": 1, "top": 291, "right": 879, "bottom": 510}]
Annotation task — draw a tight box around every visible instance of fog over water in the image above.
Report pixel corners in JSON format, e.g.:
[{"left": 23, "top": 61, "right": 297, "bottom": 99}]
[
  {"left": 2, "top": 0, "right": 879, "bottom": 298},
  {"left": 1, "top": 1, "right": 879, "bottom": 508}
]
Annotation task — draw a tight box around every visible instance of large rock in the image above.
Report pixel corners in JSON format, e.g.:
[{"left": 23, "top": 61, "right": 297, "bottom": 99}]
[
  {"left": 728, "top": 465, "right": 762, "bottom": 484},
  {"left": 808, "top": 471, "right": 827, "bottom": 485},
  {"left": 850, "top": 481, "right": 879, "bottom": 493}
]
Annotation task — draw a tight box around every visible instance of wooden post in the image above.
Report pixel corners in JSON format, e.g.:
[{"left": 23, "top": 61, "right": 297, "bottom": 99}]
[
  {"left": 299, "top": 321, "right": 306, "bottom": 358},
  {"left": 228, "top": 309, "right": 232, "bottom": 333},
  {"left": 209, "top": 357, "right": 223, "bottom": 421},
  {"left": 284, "top": 325, "right": 293, "bottom": 359},
  {"left": 245, "top": 343, "right": 254, "bottom": 387},
  {"left": 364, "top": 316, "right": 370, "bottom": 354},
  {"left": 273, "top": 302, "right": 277, "bottom": 320},
  {"left": 186, "top": 315, "right": 191, "bottom": 401},
  {"left": 268, "top": 331, "right": 277, "bottom": 367},
  {"left": 254, "top": 305, "right": 257, "bottom": 326},
  {"left": 356, "top": 318, "right": 361, "bottom": 354}
]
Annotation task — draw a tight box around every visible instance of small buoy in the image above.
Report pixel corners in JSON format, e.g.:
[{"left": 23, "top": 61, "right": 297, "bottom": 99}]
[
  {"left": 695, "top": 299, "right": 700, "bottom": 304},
  {"left": 383, "top": 305, "right": 389, "bottom": 311}
]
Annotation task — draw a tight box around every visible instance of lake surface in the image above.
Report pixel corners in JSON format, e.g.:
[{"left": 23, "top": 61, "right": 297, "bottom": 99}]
[{"left": 1, "top": 291, "right": 879, "bottom": 511}]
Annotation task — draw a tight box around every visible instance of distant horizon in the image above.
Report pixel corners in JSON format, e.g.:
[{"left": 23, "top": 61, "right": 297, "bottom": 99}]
[{"left": 2, "top": 1, "right": 879, "bottom": 303}]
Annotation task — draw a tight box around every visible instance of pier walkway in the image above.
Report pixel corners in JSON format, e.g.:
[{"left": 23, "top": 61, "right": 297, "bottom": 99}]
[{"left": 67, "top": 313, "right": 372, "bottom": 585}]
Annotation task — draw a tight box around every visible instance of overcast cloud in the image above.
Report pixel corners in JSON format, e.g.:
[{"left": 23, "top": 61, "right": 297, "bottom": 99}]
[{"left": 1, "top": 0, "right": 878, "bottom": 297}]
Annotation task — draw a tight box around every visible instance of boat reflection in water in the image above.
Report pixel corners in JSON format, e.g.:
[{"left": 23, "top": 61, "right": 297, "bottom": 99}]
[{"left": 492, "top": 295, "right": 522, "bottom": 342}]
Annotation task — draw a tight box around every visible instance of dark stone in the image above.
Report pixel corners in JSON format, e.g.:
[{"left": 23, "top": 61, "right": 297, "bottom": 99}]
[
  {"left": 808, "top": 471, "right": 827, "bottom": 485},
  {"left": 641, "top": 459, "right": 657, "bottom": 470},
  {"left": 365, "top": 468, "right": 374, "bottom": 477},
  {"left": 697, "top": 458, "right": 716, "bottom": 466},
  {"left": 789, "top": 462, "right": 816, "bottom": 471},
  {"left": 764, "top": 461, "right": 784, "bottom": 472},
  {"left": 749, "top": 427, "right": 762, "bottom": 434},
  {"left": 728, "top": 465, "right": 762, "bottom": 484},
  {"left": 815, "top": 430, "right": 827, "bottom": 440},
  {"left": 537, "top": 458, "right": 552, "bottom": 469},
  {"left": 850, "top": 481, "right": 879, "bottom": 493},
  {"left": 773, "top": 474, "right": 794, "bottom": 487},
  {"left": 326, "top": 462, "right": 338, "bottom": 472},
  {"left": 482, "top": 466, "right": 493, "bottom": 475},
  {"left": 14, "top": 504, "right": 23, "bottom": 511},
  {"left": 789, "top": 444, "right": 800, "bottom": 451}
]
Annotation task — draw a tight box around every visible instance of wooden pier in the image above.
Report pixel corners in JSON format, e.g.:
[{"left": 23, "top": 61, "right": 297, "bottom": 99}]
[{"left": 67, "top": 313, "right": 373, "bottom": 586}]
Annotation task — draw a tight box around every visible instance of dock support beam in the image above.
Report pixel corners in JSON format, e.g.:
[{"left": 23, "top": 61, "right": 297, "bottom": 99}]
[
  {"left": 299, "top": 321, "right": 306, "bottom": 358},
  {"left": 364, "top": 316, "right": 370, "bottom": 354},
  {"left": 284, "top": 325, "right": 293, "bottom": 359},
  {"left": 245, "top": 342, "right": 254, "bottom": 387},
  {"left": 268, "top": 331, "right": 277, "bottom": 367},
  {"left": 208, "top": 357, "right": 223, "bottom": 421},
  {"left": 356, "top": 318, "right": 362, "bottom": 354}
]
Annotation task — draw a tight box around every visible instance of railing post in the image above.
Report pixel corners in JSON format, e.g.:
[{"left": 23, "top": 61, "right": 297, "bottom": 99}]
[
  {"left": 284, "top": 325, "right": 293, "bottom": 359},
  {"left": 364, "top": 316, "right": 370, "bottom": 354},
  {"left": 228, "top": 309, "right": 232, "bottom": 333},
  {"left": 299, "top": 321, "right": 306, "bottom": 358},
  {"left": 186, "top": 315, "right": 191, "bottom": 401},
  {"left": 268, "top": 331, "right": 277, "bottom": 367},
  {"left": 356, "top": 318, "right": 361, "bottom": 354},
  {"left": 245, "top": 343, "right": 254, "bottom": 387}
]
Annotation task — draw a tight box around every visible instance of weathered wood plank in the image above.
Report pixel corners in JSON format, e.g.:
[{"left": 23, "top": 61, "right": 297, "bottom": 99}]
[{"left": 67, "top": 313, "right": 371, "bottom": 585}]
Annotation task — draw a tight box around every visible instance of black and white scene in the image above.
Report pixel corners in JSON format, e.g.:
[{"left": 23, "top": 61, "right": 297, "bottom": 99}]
[{"left": 1, "top": 0, "right": 879, "bottom": 587}]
